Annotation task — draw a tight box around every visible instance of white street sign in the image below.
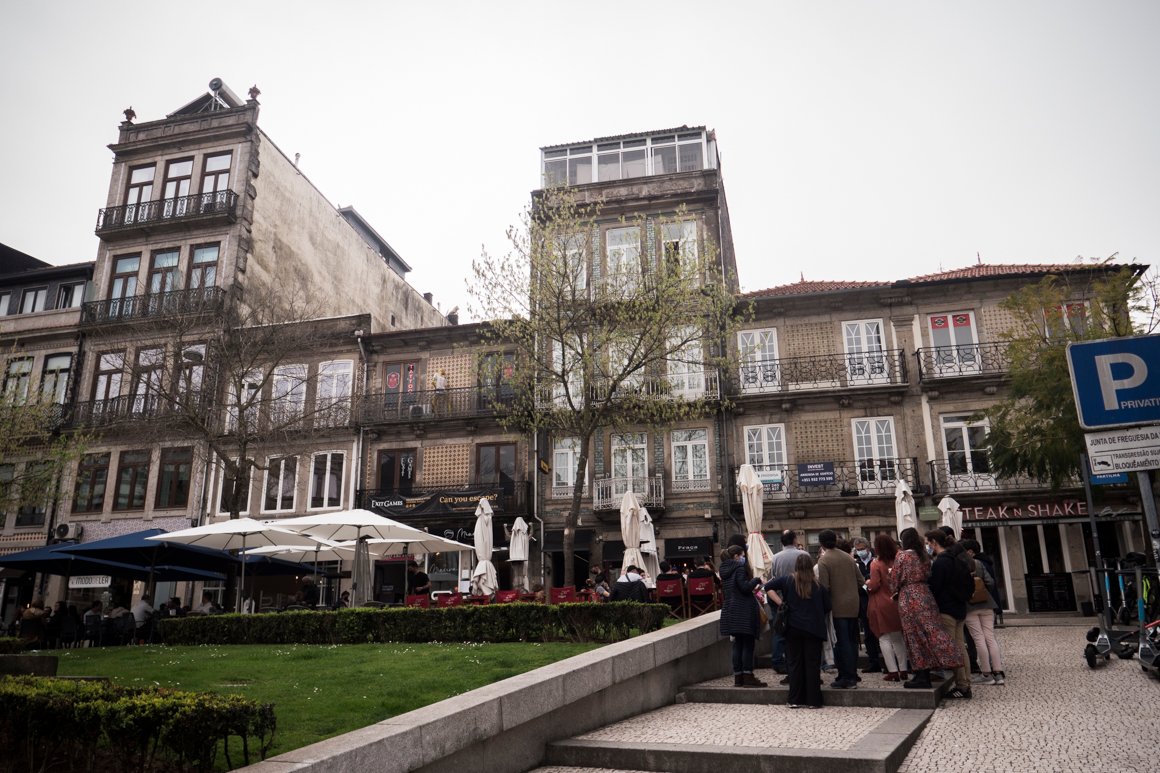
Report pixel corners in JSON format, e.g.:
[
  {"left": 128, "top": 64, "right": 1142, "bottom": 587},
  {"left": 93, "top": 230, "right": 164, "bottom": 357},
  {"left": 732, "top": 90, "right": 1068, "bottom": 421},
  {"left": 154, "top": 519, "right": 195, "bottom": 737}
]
[
  {"left": 69, "top": 575, "right": 113, "bottom": 589},
  {"left": 1085, "top": 424, "right": 1160, "bottom": 474}
]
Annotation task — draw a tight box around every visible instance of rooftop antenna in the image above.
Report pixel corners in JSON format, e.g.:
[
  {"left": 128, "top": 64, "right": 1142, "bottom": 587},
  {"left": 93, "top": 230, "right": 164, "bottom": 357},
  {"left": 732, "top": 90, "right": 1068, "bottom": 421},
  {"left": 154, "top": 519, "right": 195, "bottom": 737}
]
[
  {"left": 800, "top": 272, "right": 805, "bottom": 282},
  {"left": 208, "top": 77, "right": 224, "bottom": 111},
  {"left": 977, "top": 251, "right": 982, "bottom": 265}
]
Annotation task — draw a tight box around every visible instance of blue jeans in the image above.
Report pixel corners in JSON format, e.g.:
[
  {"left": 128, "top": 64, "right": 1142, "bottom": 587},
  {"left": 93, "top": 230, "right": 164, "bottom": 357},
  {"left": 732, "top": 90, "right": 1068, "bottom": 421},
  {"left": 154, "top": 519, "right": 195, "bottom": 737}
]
[
  {"left": 732, "top": 634, "right": 756, "bottom": 674},
  {"left": 832, "top": 617, "right": 859, "bottom": 684},
  {"left": 771, "top": 629, "right": 786, "bottom": 669}
]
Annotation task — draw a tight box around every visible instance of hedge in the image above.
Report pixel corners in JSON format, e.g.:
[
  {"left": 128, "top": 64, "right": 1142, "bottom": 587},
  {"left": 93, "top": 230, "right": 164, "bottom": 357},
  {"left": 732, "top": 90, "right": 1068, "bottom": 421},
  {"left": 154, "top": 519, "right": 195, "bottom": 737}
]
[
  {"left": 159, "top": 602, "right": 668, "bottom": 646},
  {"left": 0, "top": 637, "right": 29, "bottom": 654},
  {"left": 0, "top": 675, "right": 275, "bottom": 773}
]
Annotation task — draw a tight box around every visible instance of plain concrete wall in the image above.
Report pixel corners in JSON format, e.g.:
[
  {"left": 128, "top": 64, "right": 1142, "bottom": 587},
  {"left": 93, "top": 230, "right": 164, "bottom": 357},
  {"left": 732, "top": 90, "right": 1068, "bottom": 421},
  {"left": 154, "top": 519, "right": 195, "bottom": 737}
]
[{"left": 241, "top": 613, "right": 732, "bottom": 773}]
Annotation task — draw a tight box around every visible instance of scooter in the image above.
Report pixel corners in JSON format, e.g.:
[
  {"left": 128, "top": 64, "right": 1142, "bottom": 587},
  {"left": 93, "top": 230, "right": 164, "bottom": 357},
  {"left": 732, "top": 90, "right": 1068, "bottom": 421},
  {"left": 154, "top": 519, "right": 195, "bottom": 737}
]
[
  {"left": 1081, "top": 567, "right": 1135, "bottom": 668},
  {"left": 1136, "top": 566, "right": 1160, "bottom": 676}
]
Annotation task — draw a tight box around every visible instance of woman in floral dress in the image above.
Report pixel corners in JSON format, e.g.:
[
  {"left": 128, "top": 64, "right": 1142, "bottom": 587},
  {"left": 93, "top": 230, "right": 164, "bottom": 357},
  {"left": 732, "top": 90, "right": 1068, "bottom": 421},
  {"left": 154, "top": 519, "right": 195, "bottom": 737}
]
[{"left": 892, "top": 527, "right": 961, "bottom": 689}]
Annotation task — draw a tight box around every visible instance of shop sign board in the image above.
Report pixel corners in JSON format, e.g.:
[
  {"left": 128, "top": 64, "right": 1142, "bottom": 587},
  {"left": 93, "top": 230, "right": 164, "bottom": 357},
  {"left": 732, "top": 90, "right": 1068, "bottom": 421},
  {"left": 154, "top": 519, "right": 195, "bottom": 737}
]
[
  {"left": 69, "top": 575, "right": 112, "bottom": 589},
  {"left": 1067, "top": 335, "right": 1160, "bottom": 429},
  {"left": 797, "top": 462, "right": 835, "bottom": 487},
  {"left": 1084, "top": 424, "right": 1160, "bottom": 474},
  {"left": 961, "top": 499, "right": 1089, "bottom": 522}
]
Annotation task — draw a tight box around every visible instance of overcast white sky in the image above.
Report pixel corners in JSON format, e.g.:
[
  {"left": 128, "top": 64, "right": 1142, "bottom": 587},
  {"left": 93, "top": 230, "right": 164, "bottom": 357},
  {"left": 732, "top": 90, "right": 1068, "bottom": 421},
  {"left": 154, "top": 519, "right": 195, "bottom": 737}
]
[{"left": 2, "top": 1, "right": 1157, "bottom": 322}]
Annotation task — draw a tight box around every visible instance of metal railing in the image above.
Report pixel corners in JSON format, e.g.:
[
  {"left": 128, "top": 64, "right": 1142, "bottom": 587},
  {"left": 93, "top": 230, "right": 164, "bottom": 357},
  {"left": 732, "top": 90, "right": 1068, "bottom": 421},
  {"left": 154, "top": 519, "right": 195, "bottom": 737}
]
[
  {"left": 67, "top": 395, "right": 172, "bottom": 428},
  {"left": 358, "top": 386, "right": 515, "bottom": 424},
  {"left": 96, "top": 191, "right": 239, "bottom": 233},
  {"left": 915, "top": 343, "right": 1010, "bottom": 381},
  {"left": 540, "top": 370, "right": 721, "bottom": 409},
  {"left": 736, "top": 350, "right": 907, "bottom": 395},
  {"left": 80, "top": 287, "right": 226, "bottom": 326},
  {"left": 593, "top": 475, "right": 665, "bottom": 511},
  {"left": 926, "top": 458, "right": 1074, "bottom": 495},
  {"left": 734, "top": 457, "right": 921, "bottom": 499}
]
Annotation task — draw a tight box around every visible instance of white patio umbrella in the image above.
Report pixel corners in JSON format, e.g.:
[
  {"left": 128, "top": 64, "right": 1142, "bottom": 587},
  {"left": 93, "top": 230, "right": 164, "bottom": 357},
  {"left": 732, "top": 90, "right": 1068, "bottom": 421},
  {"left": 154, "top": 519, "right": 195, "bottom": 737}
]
[
  {"left": 509, "top": 517, "right": 530, "bottom": 590},
  {"left": 470, "top": 499, "right": 498, "bottom": 596},
  {"left": 737, "top": 463, "right": 774, "bottom": 577},
  {"left": 274, "top": 509, "right": 433, "bottom": 543},
  {"left": 637, "top": 508, "right": 661, "bottom": 588},
  {"left": 895, "top": 479, "right": 918, "bottom": 537},
  {"left": 351, "top": 539, "right": 373, "bottom": 606},
  {"left": 334, "top": 533, "right": 474, "bottom": 600},
  {"left": 938, "top": 495, "right": 963, "bottom": 540},
  {"left": 150, "top": 518, "right": 319, "bottom": 612},
  {"left": 619, "top": 491, "right": 646, "bottom": 578},
  {"left": 242, "top": 541, "right": 356, "bottom": 607}
]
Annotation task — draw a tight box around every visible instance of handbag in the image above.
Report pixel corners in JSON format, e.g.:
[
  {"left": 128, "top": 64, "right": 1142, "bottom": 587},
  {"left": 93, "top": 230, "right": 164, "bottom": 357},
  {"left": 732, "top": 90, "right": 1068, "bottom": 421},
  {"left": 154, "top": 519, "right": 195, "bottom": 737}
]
[
  {"left": 758, "top": 601, "right": 770, "bottom": 626},
  {"left": 772, "top": 602, "right": 790, "bottom": 636},
  {"left": 969, "top": 562, "right": 990, "bottom": 605}
]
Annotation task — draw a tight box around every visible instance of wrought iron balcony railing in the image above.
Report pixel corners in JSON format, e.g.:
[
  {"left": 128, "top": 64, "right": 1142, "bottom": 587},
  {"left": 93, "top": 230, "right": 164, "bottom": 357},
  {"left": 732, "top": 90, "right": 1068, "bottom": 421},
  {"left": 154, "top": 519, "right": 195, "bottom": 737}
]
[
  {"left": 737, "top": 350, "right": 907, "bottom": 395},
  {"left": 734, "top": 457, "right": 921, "bottom": 500},
  {"left": 926, "top": 458, "right": 1076, "bottom": 495},
  {"left": 80, "top": 287, "right": 226, "bottom": 327},
  {"left": 67, "top": 395, "right": 171, "bottom": 428},
  {"left": 358, "top": 482, "right": 530, "bottom": 518},
  {"left": 539, "top": 370, "right": 721, "bottom": 409},
  {"left": 358, "top": 386, "right": 515, "bottom": 424},
  {"left": 915, "top": 343, "right": 1010, "bottom": 381},
  {"left": 593, "top": 475, "right": 665, "bottom": 511},
  {"left": 96, "top": 191, "right": 239, "bottom": 234}
]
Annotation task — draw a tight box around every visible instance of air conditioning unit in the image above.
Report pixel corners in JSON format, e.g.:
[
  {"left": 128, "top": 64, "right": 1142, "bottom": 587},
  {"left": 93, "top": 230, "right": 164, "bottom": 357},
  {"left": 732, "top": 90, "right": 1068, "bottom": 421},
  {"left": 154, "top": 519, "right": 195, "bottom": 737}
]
[{"left": 55, "top": 523, "right": 83, "bottom": 540}]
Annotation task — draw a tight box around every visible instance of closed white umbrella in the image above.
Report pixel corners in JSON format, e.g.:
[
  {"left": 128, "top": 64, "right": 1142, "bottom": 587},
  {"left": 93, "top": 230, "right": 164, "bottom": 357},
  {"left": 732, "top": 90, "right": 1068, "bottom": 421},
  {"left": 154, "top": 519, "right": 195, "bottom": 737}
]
[
  {"left": 938, "top": 495, "right": 963, "bottom": 540},
  {"left": 150, "top": 518, "right": 319, "bottom": 612},
  {"left": 619, "top": 491, "right": 646, "bottom": 578},
  {"left": 351, "top": 539, "right": 373, "bottom": 606},
  {"left": 638, "top": 508, "right": 661, "bottom": 588},
  {"left": 470, "top": 499, "right": 498, "bottom": 596},
  {"left": 737, "top": 463, "right": 774, "bottom": 577},
  {"left": 509, "top": 517, "right": 530, "bottom": 590},
  {"left": 895, "top": 479, "right": 918, "bottom": 536}
]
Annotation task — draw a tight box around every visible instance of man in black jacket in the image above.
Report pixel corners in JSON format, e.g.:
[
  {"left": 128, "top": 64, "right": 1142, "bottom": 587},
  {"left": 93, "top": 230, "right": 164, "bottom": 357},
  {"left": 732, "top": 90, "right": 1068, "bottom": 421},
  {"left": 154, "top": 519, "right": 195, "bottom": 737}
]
[
  {"left": 926, "top": 530, "right": 972, "bottom": 698},
  {"left": 610, "top": 565, "right": 650, "bottom": 602}
]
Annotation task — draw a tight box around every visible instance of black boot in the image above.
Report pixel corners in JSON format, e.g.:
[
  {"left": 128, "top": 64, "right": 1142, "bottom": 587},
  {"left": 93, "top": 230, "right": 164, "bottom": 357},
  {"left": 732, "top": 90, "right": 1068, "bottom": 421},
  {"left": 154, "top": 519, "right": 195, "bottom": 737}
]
[
  {"left": 903, "top": 669, "right": 932, "bottom": 689},
  {"left": 734, "top": 674, "right": 744, "bottom": 687}
]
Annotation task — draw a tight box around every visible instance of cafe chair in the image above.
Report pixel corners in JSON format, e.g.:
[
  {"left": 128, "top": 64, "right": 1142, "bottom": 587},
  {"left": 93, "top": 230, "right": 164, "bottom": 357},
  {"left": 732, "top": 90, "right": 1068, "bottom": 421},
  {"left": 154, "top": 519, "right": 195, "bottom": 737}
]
[
  {"left": 436, "top": 593, "right": 464, "bottom": 607},
  {"left": 549, "top": 587, "right": 576, "bottom": 604},
  {"left": 655, "top": 578, "right": 687, "bottom": 619},
  {"left": 495, "top": 590, "right": 520, "bottom": 603},
  {"left": 405, "top": 594, "right": 431, "bottom": 608},
  {"left": 686, "top": 576, "right": 719, "bottom": 616}
]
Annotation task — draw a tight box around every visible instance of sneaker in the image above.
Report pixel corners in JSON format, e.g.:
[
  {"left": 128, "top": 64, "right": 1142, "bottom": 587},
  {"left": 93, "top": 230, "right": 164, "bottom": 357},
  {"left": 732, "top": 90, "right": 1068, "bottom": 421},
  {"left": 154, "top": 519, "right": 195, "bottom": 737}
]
[
  {"left": 831, "top": 679, "right": 856, "bottom": 689},
  {"left": 993, "top": 672, "right": 1005, "bottom": 685},
  {"left": 971, "top": 673, "right": 993, "bottom": 684},
  {"left": 787, "top": 703, "right": 803, "bottom": 709},
  {"left": 945, "top": 687, "right": 973, "bottom": 699},
  {"left": 807, "top": 705, "right": 823, "bottom": 709}
]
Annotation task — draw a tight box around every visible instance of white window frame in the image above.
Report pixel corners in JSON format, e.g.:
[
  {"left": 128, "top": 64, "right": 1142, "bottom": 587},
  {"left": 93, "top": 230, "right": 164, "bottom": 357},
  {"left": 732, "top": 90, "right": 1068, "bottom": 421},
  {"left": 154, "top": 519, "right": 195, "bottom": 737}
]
[
  {"left": 843, "top": 318, "right": 888, "bottom": 385},
  {"left": 271, "top": 363, "right": 308, "bottom": 422},
  {"left": 737, "top": 328, "right": 779, "bottom": 393},
  {"left": 941, "top": 414, "right": 995, "bottom": 491},
  {"left": 667, "top": 328, "right": 705, "bottom": 398},
  {"left": 226, "top": 370, "right": 262, "bottom": 433},
  {"left": 671, "top": 428, "right": 710, "bottom": 491},
  {"left": 744, "top": 423, "right": 787, "bottom": 495},
  {"left": 56, "top": 283, "right": 85, "bottom": 309},
  {"left": 611, "top": 432, "right": 648, "bottom": 499},
  {"left": 852, "top": 416, "right": 898, "bottom": 493},
  {"left": 308, "top": 450, "right": 346, "bottom": 510},
  {"left": 605, "top": 226, "right": 641, "bottom": 295},
  {"left": 20, "top": 288, "right": 48, "bottom": 314},
  {"left": 660, "top": 221, "right": 698, "bottom": 277},
  {"left": 551, "top": 338, "right": 583, "bottom": 407},
  {"left": 40, "top": 353, "right": 72, "bottom": 404},
  {"left": 552, "top": 437, "right": 581, "bottom": 498},
  {"left": 262, "top": 455, "right": 298, "bottom": 513},
  {"left": 317, "top": 360, "right": 353, "bottom": 424},
  {"left": 1044, "top": 301, "right": 1090, "bottom": 340},
  {"left": 558, "top": 233, "right": 587, "bottom": 292},
  {"left": 216, "top": 457, "right": 252, "bottom": 516},
  {"left": 927, "top": 311, "right": 980, "bottom": 375}
]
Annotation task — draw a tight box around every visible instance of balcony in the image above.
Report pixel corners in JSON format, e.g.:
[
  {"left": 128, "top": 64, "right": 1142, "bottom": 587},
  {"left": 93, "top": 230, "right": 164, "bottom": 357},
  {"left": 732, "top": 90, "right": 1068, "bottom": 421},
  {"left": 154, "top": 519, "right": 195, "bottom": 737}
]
[
  {"left": 67, "top": 395, "right": 172, "bottom": 428},
  {"left": 95, "top": 191, "right": 239, "bottom": 238},
  {"left": 927, "top": 459, "right": 1073, "bottom": 496},
  {"left": 358, "top": 482, "right": 530, "bottom": 518},
  {"left": 737, "top": 350, "right": 907, "bottom": 395},
  {"left": 358, "top": 386, "right": 514, "bottom": 425},
  {"left": 735, "top": 458, "right": 921, "bottom": 500},
  {"left": 80, "top": 287, "right": 226, "bottom": 327},
  {"left": 540, "top": 371, "right": 720, "bottom": 410},
  {"left": 915, "top": 343, "right": 1010, "bottom": 382},
  {"left": 593, "top": 475, "right": 665, "bottom": 511}
]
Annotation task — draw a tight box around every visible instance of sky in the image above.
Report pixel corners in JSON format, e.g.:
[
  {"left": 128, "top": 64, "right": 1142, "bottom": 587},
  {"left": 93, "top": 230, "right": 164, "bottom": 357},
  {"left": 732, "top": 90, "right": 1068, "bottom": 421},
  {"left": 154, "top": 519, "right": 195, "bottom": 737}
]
[{"left": 1, "top": 1, "right": 1157, "bottom": 323}]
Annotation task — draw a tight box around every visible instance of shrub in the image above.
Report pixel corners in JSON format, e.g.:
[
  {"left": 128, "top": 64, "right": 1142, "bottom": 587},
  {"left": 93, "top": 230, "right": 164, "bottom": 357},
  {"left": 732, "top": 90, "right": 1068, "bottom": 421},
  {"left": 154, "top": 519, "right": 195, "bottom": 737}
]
[
  {"left": 159, "top": 602, "right": 667, "bottom": 647},
  {"left": 0, "top": 637, "right": 29, "bottom": 654}
]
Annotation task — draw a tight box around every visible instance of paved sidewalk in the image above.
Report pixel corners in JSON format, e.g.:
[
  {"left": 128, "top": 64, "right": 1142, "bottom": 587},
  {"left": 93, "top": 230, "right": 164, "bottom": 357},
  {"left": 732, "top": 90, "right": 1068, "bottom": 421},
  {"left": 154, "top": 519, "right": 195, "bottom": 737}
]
[{"left": 534, "top": 623, "right": 1160, "bottom": 773}]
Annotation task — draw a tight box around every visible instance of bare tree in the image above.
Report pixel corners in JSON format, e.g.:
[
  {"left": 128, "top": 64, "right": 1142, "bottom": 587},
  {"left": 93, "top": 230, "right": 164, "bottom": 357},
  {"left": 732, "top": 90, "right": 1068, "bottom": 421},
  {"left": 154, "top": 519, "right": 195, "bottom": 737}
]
[{"left": 471, "top": 187, "right": 749, "bottom": 586}]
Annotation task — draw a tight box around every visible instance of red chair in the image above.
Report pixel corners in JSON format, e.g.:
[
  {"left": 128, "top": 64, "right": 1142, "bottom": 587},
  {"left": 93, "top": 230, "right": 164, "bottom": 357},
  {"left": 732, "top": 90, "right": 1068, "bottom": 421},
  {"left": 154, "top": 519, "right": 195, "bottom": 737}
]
[
  {"left": 467, "top": 595, "right": 491, "bottom": 605},
  {"left": 655, "top": 578, "right": 687, "bottom": 619},
  {"left": 495, "top": 590, "right": 520, "bottom": 603},
  {"left": 686, "top": 577, "right": 718, "bottom": 616},
  {"left": 405, "top": 594, "right": 430, "bottom": 608},
  {"left": 549, "top": 587, "right": 576, "bottom": 603},
  {"left": 436, "top": 593, "right": 463, "bottom": 607}
]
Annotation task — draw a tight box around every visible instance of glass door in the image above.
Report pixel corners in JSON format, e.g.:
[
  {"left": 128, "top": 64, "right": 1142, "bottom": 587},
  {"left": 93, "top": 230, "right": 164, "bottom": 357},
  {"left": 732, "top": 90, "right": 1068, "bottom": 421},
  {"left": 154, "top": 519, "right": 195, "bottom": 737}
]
[{"left": 843, "top": 319, "right": 887, "bottom": 385}]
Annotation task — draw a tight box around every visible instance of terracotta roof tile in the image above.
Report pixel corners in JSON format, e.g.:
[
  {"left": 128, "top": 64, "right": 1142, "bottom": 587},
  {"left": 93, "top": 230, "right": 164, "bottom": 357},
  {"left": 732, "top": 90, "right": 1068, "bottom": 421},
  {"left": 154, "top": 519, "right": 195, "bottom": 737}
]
[
  {"left": 741, "top": 279, "right": 890, "bottom": 299},
  {"left": 900, "top": 263, "right": 1107, "bottom": 284}
]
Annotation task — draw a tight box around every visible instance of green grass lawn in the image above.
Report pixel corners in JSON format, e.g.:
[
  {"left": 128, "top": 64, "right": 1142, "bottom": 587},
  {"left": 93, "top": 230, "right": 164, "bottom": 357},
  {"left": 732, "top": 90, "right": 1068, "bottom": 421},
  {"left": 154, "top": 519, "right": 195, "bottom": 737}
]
[{"left": 51, "top": 641, "right": 599, "bottom": 759}]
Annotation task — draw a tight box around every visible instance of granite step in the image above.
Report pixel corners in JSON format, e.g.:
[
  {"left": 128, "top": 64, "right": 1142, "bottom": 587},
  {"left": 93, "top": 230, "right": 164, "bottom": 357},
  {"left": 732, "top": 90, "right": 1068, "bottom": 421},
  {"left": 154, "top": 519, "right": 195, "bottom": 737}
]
[{"left": 679, "top": 671, "right": 952, "bottom": 709}]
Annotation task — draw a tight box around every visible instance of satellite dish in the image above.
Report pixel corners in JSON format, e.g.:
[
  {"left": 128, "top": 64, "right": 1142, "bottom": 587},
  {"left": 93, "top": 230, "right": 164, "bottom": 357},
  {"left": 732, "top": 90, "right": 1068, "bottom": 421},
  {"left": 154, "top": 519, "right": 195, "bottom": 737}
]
[{"left": 209, "top": 77, "right": 223, "bottom": 91}]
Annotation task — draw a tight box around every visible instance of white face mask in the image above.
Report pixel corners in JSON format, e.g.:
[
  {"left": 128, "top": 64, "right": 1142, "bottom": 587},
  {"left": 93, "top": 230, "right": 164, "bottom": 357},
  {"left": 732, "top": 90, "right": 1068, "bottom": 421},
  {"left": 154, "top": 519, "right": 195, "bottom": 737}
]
[
  {"left": 856, "top": 549, "right": 870, "bottom": 560},
  {"left": 925, "top": 545, "right": 934, "bottom": 556}
]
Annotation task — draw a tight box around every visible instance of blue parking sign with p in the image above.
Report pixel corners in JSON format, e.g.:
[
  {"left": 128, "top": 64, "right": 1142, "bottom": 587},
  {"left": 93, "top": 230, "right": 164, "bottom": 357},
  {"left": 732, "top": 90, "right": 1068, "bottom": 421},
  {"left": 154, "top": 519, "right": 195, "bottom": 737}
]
[{"left": 1067, "top": 335, "right": 1160, "bottom": 429}]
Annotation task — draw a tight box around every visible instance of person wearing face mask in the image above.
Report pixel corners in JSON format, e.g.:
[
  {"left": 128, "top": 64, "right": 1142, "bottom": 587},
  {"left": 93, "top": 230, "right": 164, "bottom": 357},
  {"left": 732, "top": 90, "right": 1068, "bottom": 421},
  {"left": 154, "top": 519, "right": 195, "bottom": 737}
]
[
  {"left": 892, "top": 528, "right": 961, "bottom": 690},
  {"left": 720, "top": 538, "right": 766, "bottom": 687},
  {"left": 852, "top": 537, "right": 882, "bottom": 674}
]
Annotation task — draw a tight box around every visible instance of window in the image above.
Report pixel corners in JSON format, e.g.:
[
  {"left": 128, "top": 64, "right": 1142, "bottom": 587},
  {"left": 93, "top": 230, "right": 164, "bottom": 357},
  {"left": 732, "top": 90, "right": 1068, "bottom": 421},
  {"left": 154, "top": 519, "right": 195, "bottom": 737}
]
[
  {"left": 738, "top": 328, "right": 779, "bottom": 392},
  {"left": 3, "top": 358, "right": 33, "bottom": 401},
  {"left": 661, "top": 221, "right": 698, "bottom": 276},
  {"left": 605, "top": 226, "right": 641, "bottom": 293},
  {"left": 0, "top": 292, "right": 9, "bottom": 315},
  {"left": 218, "top": 458, "right": 252, "bottom": 515},
  {"left": 479, "top": 352, "right": 515, "bottom": 406},
  {"left": 852, "top": 417, "right": 897, "bottom": 492},
  {"left": 477, "top": 444, "right": 516, "bottom": 489},
  {"left": 928, "top": 311, "right": 979, "bottom": 375},
  {"left": 557, "top": 233, "right": 587, "bottom": 292},
  {"left": 942, "top": 415, "right": 993, "bottom": 489},
  {"left": 671, "top": 429, "right": 709, "bottom": 490},
  {"left": 377, "top": 449, "right": 416, "bottom": 495},
  {"left": 596, "top": 138, "right": 647, "bottom": 182},
  {"left": 93, "top": 352, "right": 124, "bottom": 402},
  {"left": 113, "top": 450, "right": 150, "bottom": 510},
  {"left": 156, "top": 447, "right": 193, "bottom": 508},
  {"left": 1045, "top": 302, "right": 1089, "bottom": 339},
  {"left": 40, "top": 354, "right": 72, "bottom": 404},
  {"left": 650, "top": 133, "right": 705, "bottom": 174},
  {"left": 608, "top": 338, "right": 643, "bottom": 391},
  {"left": 178, "top": 344, "right": 205, "bottom": 401},
  {"left": 15, "top": 461, "right": 51, "bottom": 528},
  {"left": 124, "top": 164, "right": 155, "bottom": 223},
  {"left": 551, "top": 337, "right": 583, "bottom": 407},
  {"left": 316, "top": 360, "right": 353, "bottom": 425},
  {"left": 552, "top": 437, "right": 581, "bottom": 495},
  {"left": 162, "top": 158, "right": 193, "bottom": 217},
  {"left": 542, "top": 146, "right": 592, "bottom": 186},
  {"left": 263, "top": 455, "right": 298, "bottom": 512},
  {"left": 226, "top": 371, "right": 261, "bottom": 433},
  {"left": 109, "top": 255, "right": 140, "bottom": 316},
  {"left": 56, "top": 282, "right": 85, "bottom": 309},
  {"left": 0, "top": 464, "right": 12, "bottom": 529},
  {"left": 843, "top": 319, "right": 888, "bottom": 384},
  {"left": 200, "top": 152, "right": 231, "bottom": 209},
  {"left": 310, "top": 452, "right": 345, "bottom": 509},
  {"left": 667, "top": 329, "right": 705, "bottom": 398},
  {"left": 189, "top": 244, "right": 219, "bottom": 290},
  {"left": 132, "top": 348, "right": 164, "bottom": 414},
  {"left": 611, "top": 432, "right": 647, "bottom": 498},
  {"left": 745, "top": 424, "right": 788, "bottom": 493},
  {"left": 271, "top": 364, "right": 308, "bottom": 422},
  {"left": 20, "top": 288, "right": 47, "bottom": 314},
  {"left": 73, "top": 453, "right": 110, "bottom": 513},
  {"left": 149, "top": 249, "right": 180, "bottom": 295}
]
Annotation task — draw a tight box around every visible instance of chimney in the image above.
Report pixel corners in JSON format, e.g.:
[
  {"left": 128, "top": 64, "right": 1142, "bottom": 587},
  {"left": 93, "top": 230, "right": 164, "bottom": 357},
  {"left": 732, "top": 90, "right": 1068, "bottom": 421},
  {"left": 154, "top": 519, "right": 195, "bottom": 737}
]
[
  {"left": 423, "top": 292, "right": 434, "bottom": 304},
  {"left": 447, "top": 309, "right": 459, "bottom": 326}
]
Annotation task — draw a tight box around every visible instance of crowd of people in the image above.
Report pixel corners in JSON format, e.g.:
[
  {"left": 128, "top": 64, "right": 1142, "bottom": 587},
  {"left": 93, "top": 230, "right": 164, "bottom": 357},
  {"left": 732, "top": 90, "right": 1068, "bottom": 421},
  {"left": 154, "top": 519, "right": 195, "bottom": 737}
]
[{"left": 719, "top": 526, "right": 1007, "bottom": 708}]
